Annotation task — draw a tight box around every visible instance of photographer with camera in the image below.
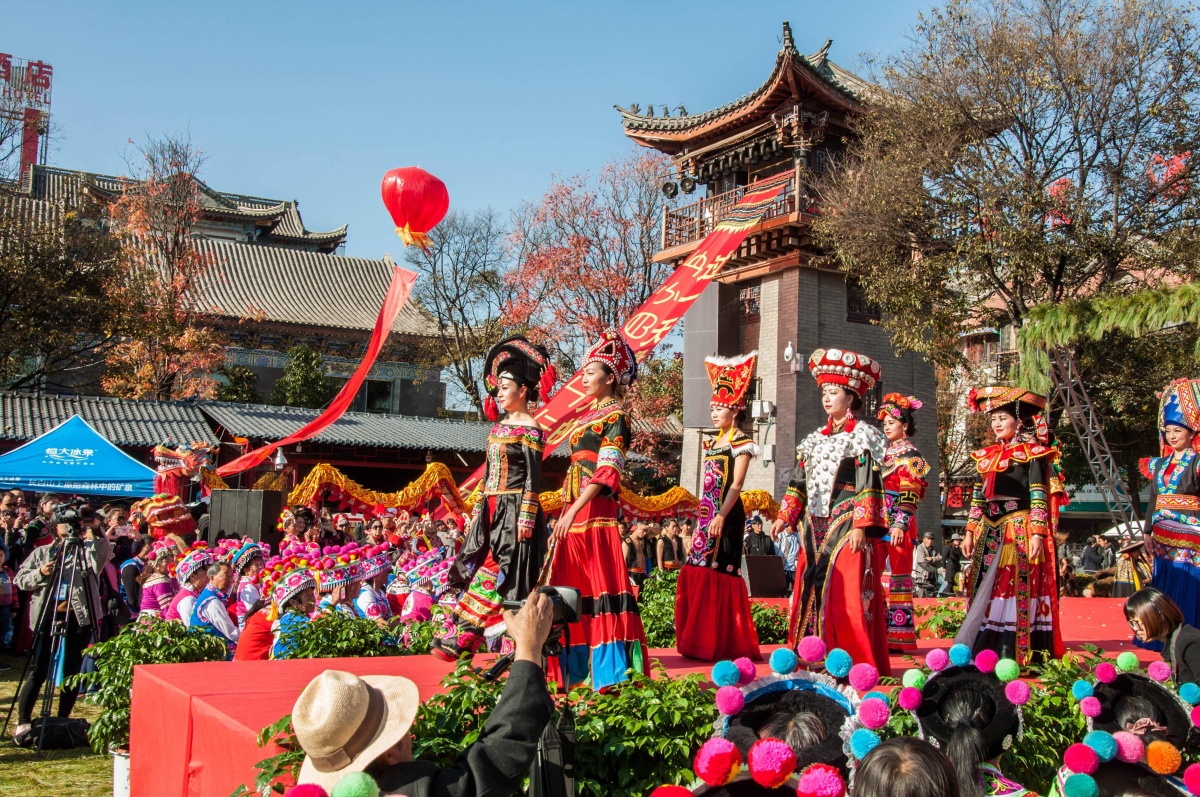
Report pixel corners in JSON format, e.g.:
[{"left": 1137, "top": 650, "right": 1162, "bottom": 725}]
[
  {"left": 12, "top": 504, "right": 112, "bottom": 737},
  {"left": 291, "top": 589, "right": 556, "bottom": 796}
]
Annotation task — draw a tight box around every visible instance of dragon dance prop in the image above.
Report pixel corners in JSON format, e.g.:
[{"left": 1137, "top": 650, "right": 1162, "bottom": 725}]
[
  {"left": 461, "top": 482, "right": 780, "bottom": 521},
  {"left": 460, "top": 170, "right": 795, "bottom": 491},
  {"left": 152, "top": 441, "right": 219, "bottom": 497},
  {"left": 287, "top": 462, "right": 467, "bottom": 517}
]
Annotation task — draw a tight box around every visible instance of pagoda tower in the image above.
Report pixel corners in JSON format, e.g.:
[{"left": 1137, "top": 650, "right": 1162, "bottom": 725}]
[{"left": 618, "top": 23, "right": 940, "bottom": 535}]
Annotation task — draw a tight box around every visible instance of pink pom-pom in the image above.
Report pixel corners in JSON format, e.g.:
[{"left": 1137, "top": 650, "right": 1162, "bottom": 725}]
[
  {"left": 734, "top": 657, "right": 757, "bottom": 685},
  {"left": 797, "top": 763, "right": 846, "bottom": 797},
  {"left": 715, "top": 685, "right": 746, "bottom": 716},
  {"left": 1184, "top": 762, "right": 1200, "bottom": 794},
  {"left": 748, "top": 738, "right": 797, "bottom": 788},
  {"left": 284, "top": 786, "right": 329, "bottom": 797},
  {"left": 897, "top": 686, "right": 923, "bottom": 710},
  {"left": 1005, "top": 680, "right": 1031, "bottom": 706},
  {"left": 849, "top": 663, "right": 880, "bottom": 692},
  {"left": 1149, "top": 661, "right": 1172, "bottom": 682},
  {"left": 925, "top": 648, "right": 950, "bottom": 672},
  {"left": 649, "top": 787, "right": 693, "bottom": 797},
  {"left": 695, "top": 737, "right": 743, "bottom": 786},
  {"left": 1095, "top": 662, "right": 1118, "bottom": 683},
  {"left": 1113, "top": 731, "right": 1145, "bottom": 764},
  {"left": 858, "top": 697, "right": 890, "bottom": 729},
  {"left": 1064, "top": 743, "right": 1100, "bottom": 775},
  {"left": 1192, "top": 706, "right": 1200, "bottom": 727},
  {"left": 1080, "top": 696, "right": 1102, "bottom": 718},
  {"left": 798, "top": 636, "right": 827, "bottom": 663},
  {"left": 974, "top": 648, "right": 1000, "bottom": 674}
]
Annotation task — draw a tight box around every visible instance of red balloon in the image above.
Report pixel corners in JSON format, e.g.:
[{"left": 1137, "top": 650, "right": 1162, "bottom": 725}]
[{"left": 380, "top": 167, "right": 449, "bottom": 249}]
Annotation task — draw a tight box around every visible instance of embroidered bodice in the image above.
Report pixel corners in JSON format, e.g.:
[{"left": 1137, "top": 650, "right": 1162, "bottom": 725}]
[
  {"left": 793, "top": 419, "right": 887, "bottom": 519},
  {"left": 881, "top": 438, "right": 930, "bottom": 533},
  {"left": 563, "top": 398, "right": 629, "bottom": 502},
  {"left": 482, "top": 422, "right": 545, "bottom": 533}
]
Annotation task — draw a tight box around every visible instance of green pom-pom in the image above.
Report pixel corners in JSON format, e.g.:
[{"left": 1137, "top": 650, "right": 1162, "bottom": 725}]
[
  {"left": 1063, "top": 773, "right": 1099, "bottom": 797},
  {"left": 331, "top": 772, "right": 380, "bottom": 797},
  {"left": 902, "top": 669, "right": 927, "bottom": 689},
  {"left": 994, "top": 659, "right": 1020, "bottom": 683},
  {"left": 1116, "top": 651, "right": 1139, "bottom": 673}
]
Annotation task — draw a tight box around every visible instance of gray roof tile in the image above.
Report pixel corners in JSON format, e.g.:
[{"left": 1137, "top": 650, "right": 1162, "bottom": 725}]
[{"left": 0, "top": 392, "right": 216, "bottom": 447}]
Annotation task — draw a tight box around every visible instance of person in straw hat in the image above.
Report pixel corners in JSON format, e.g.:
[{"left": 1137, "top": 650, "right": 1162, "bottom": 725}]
[{"left": 291, "top": 589, "right": 555, "bottom": 795}]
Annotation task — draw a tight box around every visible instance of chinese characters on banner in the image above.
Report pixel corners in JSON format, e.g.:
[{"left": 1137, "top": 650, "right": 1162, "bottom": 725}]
[{"left": 0, "top": 53, "right": 53, "bottom": 111}]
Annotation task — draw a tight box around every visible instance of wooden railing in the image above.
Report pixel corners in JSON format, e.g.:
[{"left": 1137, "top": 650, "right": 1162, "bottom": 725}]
[{"left": 661, "top": 177, "right": 799, "bottom": 250}]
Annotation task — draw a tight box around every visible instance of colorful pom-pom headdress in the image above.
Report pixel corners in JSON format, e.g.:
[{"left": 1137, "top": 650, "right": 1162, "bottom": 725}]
[
  {"left": 359, "top": 543, "right": 393, "bottom": 580},
  {"left": 808, "top": 348, "right": 879, "bottom": 398},
  {"left": 176, "top": 544, "right": 214, "bottom": 583},
  {"left": 903, "top": 644, "right": 1029, "bottom": 759},
  {"left": 312, "top": 543, "right": 367, "bottom": 591},
  {"left": 481, "top": 335, "right": 556, "bottom": 422},
  {"left": 583, "top": 329, "right": 638, "bottom": 387},
  {"left": 231, "top": 540, "right": 267, "bottom": 575},
  {"left": 705, "top": 352, "right": 758, "bottom": 411}
]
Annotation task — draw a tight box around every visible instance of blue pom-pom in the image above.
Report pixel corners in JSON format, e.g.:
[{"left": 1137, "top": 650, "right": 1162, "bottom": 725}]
[
  {"left": 1181, "top": 682, "right": 1200, "bottom": 706},
  {"left": 1084, "top": 730, "right": 1117, "bottom": 762},
  {"left": 849, "top": 728, "right": 881, "bottom": 760},
  {"left": 1063, "top": 773, "right": 1099, "bottom": 797},
  {"left": 948, "top": 643, "right": 973, "bottom": 667},
  {"left": 769, "top": 647, "right": 799, "bottom": 675},
  {"left": 826, "top": 648, "right": 853, "bottom": 678},
  {"left": 863, "top": 690, "right": 890, "bottom": 705},
  {"left": 1071, "top": 679, "right": 1095, "bottom": 701},
  {"left": 711, "top": 660, "right": 740, "bottom": 687}
]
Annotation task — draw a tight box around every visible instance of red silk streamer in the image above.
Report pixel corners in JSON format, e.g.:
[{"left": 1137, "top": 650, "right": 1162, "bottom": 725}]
[
  {"left": 216, "top": 264, "right": 417, "bottom": 477},
  {"left": 460, "top": 171, "right": 794, "bottom": 490}
]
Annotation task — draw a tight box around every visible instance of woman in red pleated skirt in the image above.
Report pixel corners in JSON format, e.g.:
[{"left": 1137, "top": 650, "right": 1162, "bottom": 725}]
[{"left": 675, "top": 352, "right": 761, "bottom": 661}]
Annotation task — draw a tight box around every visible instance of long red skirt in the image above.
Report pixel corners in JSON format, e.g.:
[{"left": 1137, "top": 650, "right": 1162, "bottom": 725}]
[
  {"left": 546, "top": 496, "right": 648, "bottom": 690},
  {"left": 676, "top": 564, "right": 761, "bottom": 661},
  {"left": 788, "top": 519, "right": 892, "bottom": 676}
]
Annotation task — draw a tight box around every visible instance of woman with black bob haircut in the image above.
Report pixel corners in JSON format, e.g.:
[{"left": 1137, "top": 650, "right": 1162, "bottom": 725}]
[
  {"left": 852, "top": 736, "right": 961, "bottom": 797},
  {"left": 1126, "top": 586, "right": 1200, "bottom": 684}
]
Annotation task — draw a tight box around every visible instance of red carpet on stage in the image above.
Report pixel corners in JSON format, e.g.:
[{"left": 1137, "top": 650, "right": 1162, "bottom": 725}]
[{"left": 130, "top": 597, "right": 1148, "bottom": 797}]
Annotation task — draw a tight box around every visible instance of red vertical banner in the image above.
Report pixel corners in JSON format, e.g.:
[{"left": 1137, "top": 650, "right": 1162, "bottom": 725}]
[{"left": 459, "top": 171, "right": 794, "bottom": 490}]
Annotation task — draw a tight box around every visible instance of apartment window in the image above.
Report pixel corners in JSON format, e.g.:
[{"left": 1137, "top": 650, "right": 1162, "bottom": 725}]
[
  {"left": 739, "top": 283, "right": 761, "bottom": 318},
  {"left": 847, "top": 280, "right": 882, "bottom": 324}
]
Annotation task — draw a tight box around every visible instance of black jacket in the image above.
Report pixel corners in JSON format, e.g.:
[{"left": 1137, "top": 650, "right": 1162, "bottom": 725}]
[
  {"left": 374, "top": 660, "right": 554, "bottom": 797},
  {"left": 1166, "top": 624, "right": 1200, "bottom": 687},
  {"left": 744, "top": 530, "right": 775, "bottom": 557},
  {"left": 1081, "top": 545, "right": 1104, "bottom": 573}
]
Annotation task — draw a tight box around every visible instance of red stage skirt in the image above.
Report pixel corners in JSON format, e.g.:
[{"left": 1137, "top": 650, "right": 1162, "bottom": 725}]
[
  {"left": 547, "top": 496, "right": 648, "bottom": 689},
  {"left": 675, "top": 564, "right": 761, "bottom": 662},
  {"left": 789, "top": 513, "right": 892, "bottom": 676}
]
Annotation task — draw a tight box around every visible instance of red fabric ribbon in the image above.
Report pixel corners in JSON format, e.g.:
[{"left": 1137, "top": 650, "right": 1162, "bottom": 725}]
[{"left": 216, "top": 264, "right": 417, "bottom": 477}]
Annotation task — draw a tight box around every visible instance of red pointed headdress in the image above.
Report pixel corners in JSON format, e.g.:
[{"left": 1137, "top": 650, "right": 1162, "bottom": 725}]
[{"left": 705, "top": 351, "right": 758, "bottom": 410}]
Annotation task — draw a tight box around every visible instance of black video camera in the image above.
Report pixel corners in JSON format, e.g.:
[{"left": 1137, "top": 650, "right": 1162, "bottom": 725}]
[
  {"left": 50, "top": 502, "right": 86, "bottom": 538},
  {"left": 484, "top": 585, "right": 581, "bottom": 670}
]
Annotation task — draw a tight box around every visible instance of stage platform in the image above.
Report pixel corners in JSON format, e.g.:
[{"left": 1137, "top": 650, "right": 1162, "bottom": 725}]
[{"left": 130, "top": 597, "right": 1146, "bottom": 797}]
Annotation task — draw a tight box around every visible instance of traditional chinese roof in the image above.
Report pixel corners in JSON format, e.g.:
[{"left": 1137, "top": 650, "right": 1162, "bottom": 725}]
[
  {"left": 616, "top": 22, "right": 869, "bottom": 154},
  {"left": 192, "top": 240, "right": 437, "bottom": 336},
  {"left": 16, "top": 165, "right": 348, "bottom": 252},
  {"left": 0, "top": 391, "right": 216, "bottom": 448},
  {"left": 199, "top": 402, "right": 569, "bottom": 456}
]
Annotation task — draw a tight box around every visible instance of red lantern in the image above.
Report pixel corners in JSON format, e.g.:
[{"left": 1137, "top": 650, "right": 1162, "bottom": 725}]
[{"left": 380, "top": 167, "right": 449, "bottom": 250}]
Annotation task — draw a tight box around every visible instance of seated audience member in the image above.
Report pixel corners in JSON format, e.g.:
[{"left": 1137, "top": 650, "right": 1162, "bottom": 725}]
[
  {"left": 164, "top": 548, "right": 213, "bottom": 625},
  {"left": 232, "top": 599, "right": 273, "bottom": 662},
  {"left": 190, "top": 561, "right": 240, "bottom": 650},
  {"left": 291, "top": 590, "right": 554, "bottom": 795},
  {"left": 1126, "top": 586, "right": 1200, "bottom": 682},
  {"left": 853, "top": 736, "right": 961, "bottom": 797}
]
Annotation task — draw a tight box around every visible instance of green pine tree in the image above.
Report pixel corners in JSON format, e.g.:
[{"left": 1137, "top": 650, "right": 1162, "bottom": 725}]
[{"left": 268, "top": 346, "right": 338, "bottom": 409}]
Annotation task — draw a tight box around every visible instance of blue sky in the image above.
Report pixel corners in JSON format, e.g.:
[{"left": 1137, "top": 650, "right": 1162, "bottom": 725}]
[{"left": 12, "top": 1, "right": 930, "bottom": 260}]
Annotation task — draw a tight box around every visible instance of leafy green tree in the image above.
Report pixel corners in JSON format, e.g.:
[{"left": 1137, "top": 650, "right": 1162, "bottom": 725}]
[
  {"left": 214, "top": 365, "right": 262, "bottom": 404},
  {"left": 268, "top": 345, "right": 338, "bottom": 409}
]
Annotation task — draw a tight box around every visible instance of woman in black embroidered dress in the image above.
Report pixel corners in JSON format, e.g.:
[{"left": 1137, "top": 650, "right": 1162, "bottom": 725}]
[{"left": 432, "top": 337, "right": 553, "bottom": 661}]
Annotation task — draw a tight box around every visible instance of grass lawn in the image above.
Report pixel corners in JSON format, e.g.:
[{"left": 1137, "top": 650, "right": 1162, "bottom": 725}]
[{"left": 0, "top": 651, "right": 111, "bottom": 797}]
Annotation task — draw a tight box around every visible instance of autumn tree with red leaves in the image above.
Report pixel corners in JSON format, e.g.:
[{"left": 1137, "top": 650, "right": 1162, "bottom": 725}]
[{"left": 102, "top": 134, "right": 225, "bottom": 400}]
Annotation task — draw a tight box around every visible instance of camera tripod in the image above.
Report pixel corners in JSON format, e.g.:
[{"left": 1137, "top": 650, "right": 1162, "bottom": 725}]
[{"left": 2, "top": 533, "right": 99, "bottom": 754}]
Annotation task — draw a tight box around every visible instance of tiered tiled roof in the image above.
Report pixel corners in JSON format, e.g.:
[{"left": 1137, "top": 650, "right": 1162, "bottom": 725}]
[
  {"left": 617, "top": 22, "right": 869, "bottom": 152},
  {"left": 18, "top": 165, "right": 348, "bottom": 252},
  {"left": 0, "top": 392, "right": 215, "bottom": 447},
  {"left": 194, "top": 240, "right": 436, "bottom": 335}
]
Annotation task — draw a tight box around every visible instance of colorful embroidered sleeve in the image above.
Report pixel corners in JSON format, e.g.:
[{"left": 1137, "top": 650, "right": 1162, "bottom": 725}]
[
  {"left": 1027, "top": 456, "right": 1052, "bottom": 538},
  {"left": 519, "top": 428, "right": 545, "bottom": 533},
  {"left": 852, "top": 452, "right": 888, "bottom": 533},
  {"left": 591, "top": 412, "right": 629, "bottom": 495},
  {"left": 965, "top": 479, "right": 986, "bottom": 538},
  {"left": 779, "top": 452, "right": 808, "bottom": 528},
  {"left": 889, "top": 457, "right": 929, "bottom": 533}
]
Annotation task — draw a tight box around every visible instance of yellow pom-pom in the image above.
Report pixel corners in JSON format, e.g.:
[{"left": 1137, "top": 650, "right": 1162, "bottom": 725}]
[{"left": 1146, "top": 740, "right": 1182, "bottom": 775}]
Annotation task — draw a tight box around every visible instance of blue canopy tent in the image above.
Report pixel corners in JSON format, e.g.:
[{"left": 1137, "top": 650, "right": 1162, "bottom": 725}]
[{"left": 0, "top": 415, "right": 157, "bottom": 497}]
